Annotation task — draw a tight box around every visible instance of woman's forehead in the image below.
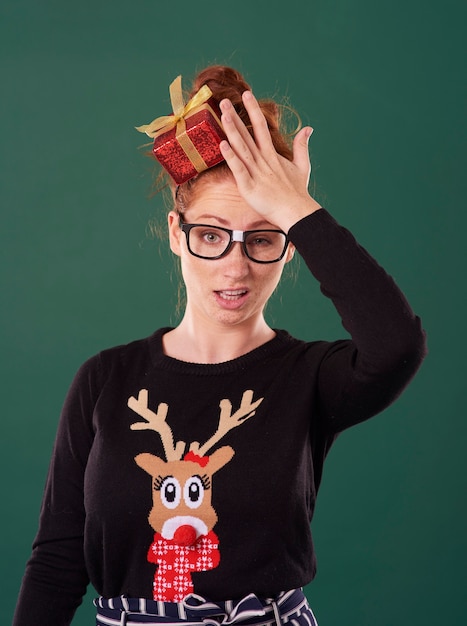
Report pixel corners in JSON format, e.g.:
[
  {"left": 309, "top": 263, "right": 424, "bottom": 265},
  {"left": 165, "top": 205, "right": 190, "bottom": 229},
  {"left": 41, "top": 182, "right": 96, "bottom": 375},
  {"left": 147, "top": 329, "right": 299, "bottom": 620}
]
[
  {"left": 183, "top": 180, "right": 276, "bottom": 229},
  {"left": 187, "top": 177, "right": 241, "bottom": 205}
]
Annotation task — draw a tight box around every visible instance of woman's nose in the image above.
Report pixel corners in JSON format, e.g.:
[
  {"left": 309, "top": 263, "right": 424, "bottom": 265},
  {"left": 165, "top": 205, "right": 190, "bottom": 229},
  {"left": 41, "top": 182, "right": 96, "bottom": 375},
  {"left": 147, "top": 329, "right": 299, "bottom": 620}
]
[{"left": 222, "top": 241, "right": 250, "bottom": 276}]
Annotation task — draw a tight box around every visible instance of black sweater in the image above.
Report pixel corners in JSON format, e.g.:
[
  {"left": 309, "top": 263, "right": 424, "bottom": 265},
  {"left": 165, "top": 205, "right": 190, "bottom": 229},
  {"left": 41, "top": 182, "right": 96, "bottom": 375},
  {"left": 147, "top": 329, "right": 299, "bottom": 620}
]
[{"left": 13, "top": 209, "right": 427, "bottom": 625}]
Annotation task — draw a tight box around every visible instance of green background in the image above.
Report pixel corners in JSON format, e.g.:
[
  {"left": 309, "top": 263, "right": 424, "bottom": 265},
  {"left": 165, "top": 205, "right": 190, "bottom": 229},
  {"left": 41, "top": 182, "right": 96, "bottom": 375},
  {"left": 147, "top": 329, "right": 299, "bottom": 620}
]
[{"left": 2, "top": 0, "right": 465, "bottom": 624}]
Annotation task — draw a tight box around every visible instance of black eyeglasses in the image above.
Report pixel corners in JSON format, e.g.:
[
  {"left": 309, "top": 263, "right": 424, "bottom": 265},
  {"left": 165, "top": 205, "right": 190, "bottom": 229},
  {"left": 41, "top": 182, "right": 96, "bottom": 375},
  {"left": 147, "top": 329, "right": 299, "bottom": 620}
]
[{"left": 179, "top": 219, "right": 289, "bottom": 264}]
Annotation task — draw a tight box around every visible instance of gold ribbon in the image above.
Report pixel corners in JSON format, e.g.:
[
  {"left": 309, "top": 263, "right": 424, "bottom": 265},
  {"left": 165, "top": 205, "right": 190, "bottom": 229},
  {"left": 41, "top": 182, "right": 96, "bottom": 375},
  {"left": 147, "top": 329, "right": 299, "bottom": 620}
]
[{"left": 136, "top": 76, "right": 216, "bottom": 174}]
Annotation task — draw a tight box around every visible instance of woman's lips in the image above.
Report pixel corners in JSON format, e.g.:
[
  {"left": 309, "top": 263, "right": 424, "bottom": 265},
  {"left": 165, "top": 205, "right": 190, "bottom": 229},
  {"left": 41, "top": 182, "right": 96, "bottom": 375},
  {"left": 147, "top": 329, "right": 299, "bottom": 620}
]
[{"left": 214, "top": 289, "right": 249, "bottom": 308}]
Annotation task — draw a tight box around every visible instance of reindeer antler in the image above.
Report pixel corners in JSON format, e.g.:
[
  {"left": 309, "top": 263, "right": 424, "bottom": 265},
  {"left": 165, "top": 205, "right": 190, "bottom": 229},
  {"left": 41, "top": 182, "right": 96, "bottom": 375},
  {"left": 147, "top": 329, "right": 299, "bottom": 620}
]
[
  {"left": 191, "top": 390, "right": 264, "bottom": 457},
  {"left": 128, "top": 389, "right": 186, "bottom": 461}
]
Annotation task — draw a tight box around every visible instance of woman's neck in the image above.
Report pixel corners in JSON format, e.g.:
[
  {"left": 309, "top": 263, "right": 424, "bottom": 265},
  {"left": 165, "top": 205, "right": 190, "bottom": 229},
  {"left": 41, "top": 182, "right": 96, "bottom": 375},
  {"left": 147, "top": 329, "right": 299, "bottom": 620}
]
[{"left": 162, "top": 316, "right": 275, "bottom": 364}]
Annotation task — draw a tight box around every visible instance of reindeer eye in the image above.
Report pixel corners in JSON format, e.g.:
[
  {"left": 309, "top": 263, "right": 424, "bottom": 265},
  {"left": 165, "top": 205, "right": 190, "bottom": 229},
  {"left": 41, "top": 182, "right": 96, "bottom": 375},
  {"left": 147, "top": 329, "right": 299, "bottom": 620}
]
[
  {"left": 184, "top": 476, "right": 205, "bottom": 509},
  {"left": 160, "top": 476, "right": 181, "bottom": 509}
]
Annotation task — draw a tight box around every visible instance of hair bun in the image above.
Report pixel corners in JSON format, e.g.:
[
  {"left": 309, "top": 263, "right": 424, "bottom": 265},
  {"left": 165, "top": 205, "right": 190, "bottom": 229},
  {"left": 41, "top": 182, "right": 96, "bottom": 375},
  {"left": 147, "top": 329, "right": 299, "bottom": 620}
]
[{"left": 190, "top": 66, "right": 251, "bottom": 106}]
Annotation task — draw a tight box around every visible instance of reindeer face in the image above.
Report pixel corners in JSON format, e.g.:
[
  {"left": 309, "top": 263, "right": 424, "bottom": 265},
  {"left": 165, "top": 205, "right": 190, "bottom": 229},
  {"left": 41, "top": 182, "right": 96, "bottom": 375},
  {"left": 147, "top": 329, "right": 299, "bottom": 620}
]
[
  {"left": 135, "top": 446, "right": 234, "bottom": 545},
  {"left": 130, "top": 388, "right": 263, "bottom": 548}
]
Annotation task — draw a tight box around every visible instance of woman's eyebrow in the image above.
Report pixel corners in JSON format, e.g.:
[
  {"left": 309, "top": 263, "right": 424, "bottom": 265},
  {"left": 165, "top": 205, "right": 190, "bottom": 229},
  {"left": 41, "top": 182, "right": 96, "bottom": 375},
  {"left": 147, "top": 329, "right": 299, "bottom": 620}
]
[{"left": 194, "top": 214, "right": 229, "bottom": 224}]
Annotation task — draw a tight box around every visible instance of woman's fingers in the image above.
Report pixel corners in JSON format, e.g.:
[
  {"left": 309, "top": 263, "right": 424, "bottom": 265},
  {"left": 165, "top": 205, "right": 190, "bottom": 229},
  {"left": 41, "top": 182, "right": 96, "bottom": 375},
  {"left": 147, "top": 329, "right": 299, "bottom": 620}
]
[
  {"left": 292, "top": 126, "right": 313, "bottom": 181},
  {"left": 224, "top": 91, "right": 277, "bottom": 160},
  {"left": 241, "top": 91, "right": 276, "bottom": 154},
  {"left": 219, "top": 139, "right": 254, "bottom": 189},
  {"left": 220, "top": 98, "right": 258, "bottom": 166}
]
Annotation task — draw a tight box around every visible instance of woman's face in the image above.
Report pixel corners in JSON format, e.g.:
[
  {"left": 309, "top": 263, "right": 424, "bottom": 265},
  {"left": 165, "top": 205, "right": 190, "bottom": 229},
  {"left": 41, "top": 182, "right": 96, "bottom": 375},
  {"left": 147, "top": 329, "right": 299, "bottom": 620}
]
[{"left": 168, "top": 177, "right": 295, "bottom": 331}]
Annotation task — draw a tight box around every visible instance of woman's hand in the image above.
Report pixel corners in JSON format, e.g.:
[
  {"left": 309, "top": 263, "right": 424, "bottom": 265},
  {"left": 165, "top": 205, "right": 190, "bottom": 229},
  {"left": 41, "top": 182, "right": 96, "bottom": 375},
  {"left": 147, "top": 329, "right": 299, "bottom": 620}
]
[{"left": 219, "top": 91, "right": 321, "bottom": 232}]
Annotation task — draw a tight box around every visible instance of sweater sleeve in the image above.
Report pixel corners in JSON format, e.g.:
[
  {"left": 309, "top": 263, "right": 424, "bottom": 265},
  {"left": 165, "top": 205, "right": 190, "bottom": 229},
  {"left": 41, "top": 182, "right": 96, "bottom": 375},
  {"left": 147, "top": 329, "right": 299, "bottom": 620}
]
[
  {"left": 288, "top": 209, "right": 427, "bottom": 433},
  {"left": 13, "top": 356, "right": 101, "bottom": 626}
]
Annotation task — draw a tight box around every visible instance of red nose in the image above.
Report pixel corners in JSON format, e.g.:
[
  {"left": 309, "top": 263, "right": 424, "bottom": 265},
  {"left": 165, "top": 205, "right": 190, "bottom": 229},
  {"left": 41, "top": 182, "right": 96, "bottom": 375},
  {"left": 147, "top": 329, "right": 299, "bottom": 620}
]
[{"left": 173, "top": 524, "right": 198, "bottom": 546}]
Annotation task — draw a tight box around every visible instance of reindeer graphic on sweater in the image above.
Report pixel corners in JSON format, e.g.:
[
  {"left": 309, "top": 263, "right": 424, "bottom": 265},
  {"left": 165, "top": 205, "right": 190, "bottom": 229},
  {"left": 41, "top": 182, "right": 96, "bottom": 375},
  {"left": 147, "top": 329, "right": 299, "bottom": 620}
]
[{"left": 128, "top": 388, "right": 263, "bottom": 601}]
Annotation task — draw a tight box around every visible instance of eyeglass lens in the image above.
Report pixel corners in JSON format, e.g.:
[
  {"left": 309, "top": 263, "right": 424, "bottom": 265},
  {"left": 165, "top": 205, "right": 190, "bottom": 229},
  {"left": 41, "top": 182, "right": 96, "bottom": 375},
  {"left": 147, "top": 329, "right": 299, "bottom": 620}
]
[{"left": 186, "top": 225, "right": 287, "bottom": 262}]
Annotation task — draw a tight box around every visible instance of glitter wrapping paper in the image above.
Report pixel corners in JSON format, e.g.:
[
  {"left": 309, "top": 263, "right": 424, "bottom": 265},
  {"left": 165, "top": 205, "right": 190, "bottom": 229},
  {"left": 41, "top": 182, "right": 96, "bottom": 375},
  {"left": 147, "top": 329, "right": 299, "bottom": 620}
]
[{"left": 153, "top": 98, "right": 226, "bottom": 184}]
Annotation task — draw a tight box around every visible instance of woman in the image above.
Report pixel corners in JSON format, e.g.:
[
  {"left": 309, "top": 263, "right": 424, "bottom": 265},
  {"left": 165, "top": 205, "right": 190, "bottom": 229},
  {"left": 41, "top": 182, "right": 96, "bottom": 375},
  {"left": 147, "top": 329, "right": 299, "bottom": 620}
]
[{"left": 13, "top": 66, "right": 426, "bottom": 625}]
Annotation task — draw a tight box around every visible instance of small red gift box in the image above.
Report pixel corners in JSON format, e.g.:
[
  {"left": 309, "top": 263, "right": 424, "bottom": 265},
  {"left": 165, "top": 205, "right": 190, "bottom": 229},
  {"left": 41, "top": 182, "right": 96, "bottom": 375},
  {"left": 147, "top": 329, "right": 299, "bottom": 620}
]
[
  {"left": 137, "top": 77, "right": 226, "bottom": 185},
  {"left": 153, "top": 97, "right": 226, "bottom": 184}
]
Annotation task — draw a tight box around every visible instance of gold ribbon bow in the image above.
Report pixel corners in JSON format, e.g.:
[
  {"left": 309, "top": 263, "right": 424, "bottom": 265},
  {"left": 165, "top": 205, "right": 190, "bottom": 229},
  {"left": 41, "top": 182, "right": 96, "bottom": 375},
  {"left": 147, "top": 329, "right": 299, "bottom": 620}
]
[{"left": 136, "top": 76, "right": 215, "bottom": 174}]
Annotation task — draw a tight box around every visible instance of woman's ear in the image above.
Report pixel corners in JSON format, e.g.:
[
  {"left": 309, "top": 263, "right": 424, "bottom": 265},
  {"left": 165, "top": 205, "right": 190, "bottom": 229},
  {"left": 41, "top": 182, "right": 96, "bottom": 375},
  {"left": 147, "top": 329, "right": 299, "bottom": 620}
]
[
  {"left": 167, "top": 211, "right": 182, "bottom": 257},
  {"left": 284, "top": 243, "right": 296, "bottom": 263}
]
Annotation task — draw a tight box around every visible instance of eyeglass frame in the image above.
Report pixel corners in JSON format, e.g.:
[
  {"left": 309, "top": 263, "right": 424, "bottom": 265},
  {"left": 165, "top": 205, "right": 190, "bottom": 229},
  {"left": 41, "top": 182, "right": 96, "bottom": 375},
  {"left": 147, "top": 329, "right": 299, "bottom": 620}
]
[{"left": 178, "top": 218, "right": 290, "bottom": 264}]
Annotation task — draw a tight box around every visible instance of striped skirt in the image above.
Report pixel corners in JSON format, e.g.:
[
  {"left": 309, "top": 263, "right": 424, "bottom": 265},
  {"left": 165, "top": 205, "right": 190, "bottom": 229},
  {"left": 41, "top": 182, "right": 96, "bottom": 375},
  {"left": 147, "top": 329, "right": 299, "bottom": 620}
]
[{"left": 94, "top": 588, "right": 318, "bottom": 626}]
